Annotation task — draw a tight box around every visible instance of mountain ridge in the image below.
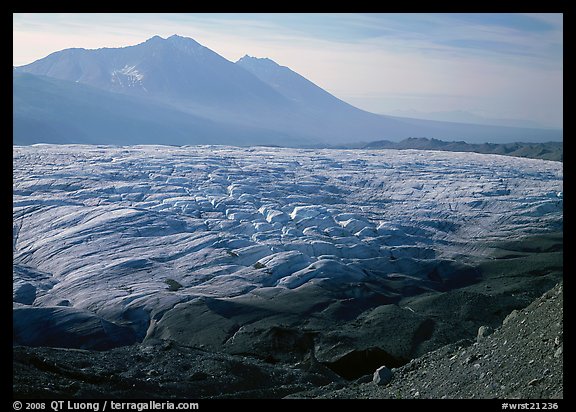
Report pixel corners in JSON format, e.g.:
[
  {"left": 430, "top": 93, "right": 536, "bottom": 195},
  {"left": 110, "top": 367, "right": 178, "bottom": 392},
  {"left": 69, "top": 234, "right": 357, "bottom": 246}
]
[
  {"left": 16, "top": 34, "right": 288, "bottom": 109},
  {"left": 13, "top": 35, "right": 563, "bottom": 146}
]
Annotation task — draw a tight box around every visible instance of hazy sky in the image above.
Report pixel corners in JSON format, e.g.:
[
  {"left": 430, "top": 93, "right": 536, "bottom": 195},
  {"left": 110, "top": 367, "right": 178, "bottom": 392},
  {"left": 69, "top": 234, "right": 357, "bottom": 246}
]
[{"left": 13, "top": 13, "right": 563, "bottom": 128}]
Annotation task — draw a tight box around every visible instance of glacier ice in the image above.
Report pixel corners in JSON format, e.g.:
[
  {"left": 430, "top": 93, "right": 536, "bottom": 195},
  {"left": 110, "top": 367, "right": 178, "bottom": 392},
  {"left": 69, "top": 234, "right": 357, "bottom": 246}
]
[{"left": 13, "top": 145, "right": 563, "bottom": 346}]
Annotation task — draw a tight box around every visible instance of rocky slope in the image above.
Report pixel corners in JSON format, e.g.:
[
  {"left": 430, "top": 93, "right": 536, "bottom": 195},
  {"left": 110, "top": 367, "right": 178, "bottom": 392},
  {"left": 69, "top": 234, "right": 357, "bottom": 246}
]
[
  {"left": 294, "top": 281, "right": 563, "bottom": 399},
  {"left": 13, "top": 339, "right": 344, "bottom": 399}
]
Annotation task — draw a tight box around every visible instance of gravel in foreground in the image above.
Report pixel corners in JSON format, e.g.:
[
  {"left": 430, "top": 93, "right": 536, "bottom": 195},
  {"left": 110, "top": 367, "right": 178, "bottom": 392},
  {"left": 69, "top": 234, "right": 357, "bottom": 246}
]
[{"left": 293, "top": 282, "right": 563, "bottom": 399}]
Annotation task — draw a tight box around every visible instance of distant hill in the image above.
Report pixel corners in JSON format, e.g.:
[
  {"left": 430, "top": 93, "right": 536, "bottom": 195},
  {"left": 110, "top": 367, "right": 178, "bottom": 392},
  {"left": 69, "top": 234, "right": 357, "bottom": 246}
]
[{"left": 363, "top": 137, "right": 563, "bottom": 161}]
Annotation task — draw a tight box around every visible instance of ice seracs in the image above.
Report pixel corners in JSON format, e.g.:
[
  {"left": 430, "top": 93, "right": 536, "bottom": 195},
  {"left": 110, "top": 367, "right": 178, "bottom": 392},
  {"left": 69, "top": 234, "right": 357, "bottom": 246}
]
[{"left": 13, "top": 145, "right": 563, "bottom": 348}]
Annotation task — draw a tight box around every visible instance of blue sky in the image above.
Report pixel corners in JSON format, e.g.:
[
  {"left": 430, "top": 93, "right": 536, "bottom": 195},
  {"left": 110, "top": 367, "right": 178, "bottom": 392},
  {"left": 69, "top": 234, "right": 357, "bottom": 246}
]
[{"left": 13, "top": 13, "right": 563, "bottom": 128}]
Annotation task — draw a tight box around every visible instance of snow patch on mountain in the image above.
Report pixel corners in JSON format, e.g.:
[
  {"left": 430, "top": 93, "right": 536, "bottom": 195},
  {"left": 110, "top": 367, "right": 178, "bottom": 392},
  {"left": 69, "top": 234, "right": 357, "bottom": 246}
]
[{"left": 111, "top": 65, "right": 145, "bottom": 88}]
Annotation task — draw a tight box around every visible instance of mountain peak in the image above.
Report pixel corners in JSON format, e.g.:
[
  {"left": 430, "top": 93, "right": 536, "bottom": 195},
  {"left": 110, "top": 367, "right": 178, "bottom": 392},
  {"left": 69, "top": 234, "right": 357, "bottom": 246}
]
[
  {"left": 237, "top": 55, "right": 280, "bottom": 68},
  {"left": 144, "top": 35, "right": 164, "bottom": 44},
  {"left": 166, "top": 34, "right": 199, "bottom": 44},
  {"left": 162, "top": 34, "right": 207, "bottom": 56},
  {"left": 142, "top": 35, "right": 203, "bottom": 50},
  {"left": 168, "top": 34, "right": 184, "bottom": 40}
]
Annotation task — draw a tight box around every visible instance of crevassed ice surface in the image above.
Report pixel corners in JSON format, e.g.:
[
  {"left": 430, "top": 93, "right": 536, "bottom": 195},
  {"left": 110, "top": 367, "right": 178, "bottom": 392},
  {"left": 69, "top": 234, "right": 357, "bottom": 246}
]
[{"left": 13, "top": 145, "right": 563, "bottom": 340}]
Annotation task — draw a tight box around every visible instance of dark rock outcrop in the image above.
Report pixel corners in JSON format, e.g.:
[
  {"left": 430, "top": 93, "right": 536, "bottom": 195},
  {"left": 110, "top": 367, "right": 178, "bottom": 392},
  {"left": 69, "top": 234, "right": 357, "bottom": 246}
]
[{"left": 297, "top": 282, "right": 563, "bottom": 399}]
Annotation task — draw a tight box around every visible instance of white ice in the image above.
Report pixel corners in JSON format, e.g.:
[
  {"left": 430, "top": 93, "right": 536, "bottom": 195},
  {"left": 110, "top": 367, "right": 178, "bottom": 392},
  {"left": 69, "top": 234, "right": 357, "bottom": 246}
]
[{"left": 13, "top": 145, "right": 563, "bottom": 340}]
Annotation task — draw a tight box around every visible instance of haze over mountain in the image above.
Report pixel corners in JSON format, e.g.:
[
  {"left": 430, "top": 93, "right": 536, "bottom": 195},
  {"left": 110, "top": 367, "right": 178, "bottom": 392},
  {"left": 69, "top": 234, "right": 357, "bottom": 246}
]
[
  {"left": 386, "top": 109, "right": 555, "bottom": 130},
  {"left": 13, "top": 72, "right": 304, "bottom": 146},
  {"left": 14, "top": 35, "right": 562, "bottom": 146}
]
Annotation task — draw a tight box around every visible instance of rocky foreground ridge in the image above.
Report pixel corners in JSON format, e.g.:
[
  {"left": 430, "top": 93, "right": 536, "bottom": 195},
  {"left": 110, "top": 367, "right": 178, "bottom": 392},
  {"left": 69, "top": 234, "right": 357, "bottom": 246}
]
[
  {"left": 13, "top": 280, "right": 563, "bottom": 399},
  {"left": 296, "top": 281, "right": 564, "bottom": 399}
]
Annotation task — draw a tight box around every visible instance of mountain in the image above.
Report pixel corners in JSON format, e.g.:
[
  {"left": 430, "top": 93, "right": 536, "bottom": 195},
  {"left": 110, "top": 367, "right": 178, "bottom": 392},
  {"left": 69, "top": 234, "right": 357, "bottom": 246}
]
[
  {"left": 236, "top": 55, "right": 355, "bottom": 111},
  {"left": 13, "top": 73, "right": 302, "bottom": 146},
  {"left": 16, "top": 35, "right": 288, "bottom": 111},
  {"left": 14, "top": 35, "right": 563, "bottom": 146}
]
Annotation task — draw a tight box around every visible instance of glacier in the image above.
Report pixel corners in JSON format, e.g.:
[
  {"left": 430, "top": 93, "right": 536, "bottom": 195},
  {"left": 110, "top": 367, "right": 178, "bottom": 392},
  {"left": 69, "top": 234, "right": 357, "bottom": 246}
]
[{"left": 13, "top": 145, "right": 563, "bottom": 352}]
